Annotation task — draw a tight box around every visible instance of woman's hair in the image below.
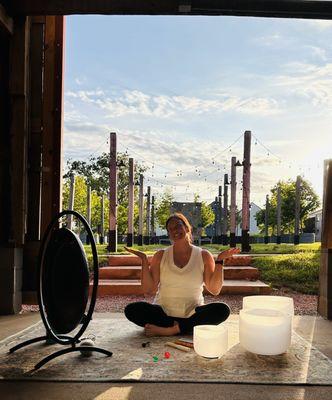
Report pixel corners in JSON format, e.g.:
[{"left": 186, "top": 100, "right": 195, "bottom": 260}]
[{"left": 165, "top": 213, "right": 193, "bottom": 243}]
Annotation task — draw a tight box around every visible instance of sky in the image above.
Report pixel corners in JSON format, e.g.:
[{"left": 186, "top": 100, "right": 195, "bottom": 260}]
[{"left": 64, "top": 15, "right": 332, "bottom": 208}]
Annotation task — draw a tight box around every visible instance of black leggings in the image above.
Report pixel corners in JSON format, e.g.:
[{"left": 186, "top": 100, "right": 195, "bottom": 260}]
[{"left": 124, "top": 301, "right": 230, "bottom": 334}]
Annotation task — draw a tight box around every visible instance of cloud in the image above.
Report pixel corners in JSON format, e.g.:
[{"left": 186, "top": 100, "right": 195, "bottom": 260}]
[
  {"left": 274, "top": 62, "right": 332, "bottom": 109},
  {"left": 65, "top": 89, "right": 281, "bottom": 118}
]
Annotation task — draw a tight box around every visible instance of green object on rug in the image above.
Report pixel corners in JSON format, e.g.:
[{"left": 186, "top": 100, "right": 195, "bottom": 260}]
[{"left": 0, "top": 317, "right": 331, "bottom": 385}]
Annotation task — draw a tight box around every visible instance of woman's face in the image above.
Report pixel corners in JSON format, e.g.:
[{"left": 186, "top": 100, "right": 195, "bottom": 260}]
[{"left": 167, "top": 218, "right": 188, "bottom": 242}]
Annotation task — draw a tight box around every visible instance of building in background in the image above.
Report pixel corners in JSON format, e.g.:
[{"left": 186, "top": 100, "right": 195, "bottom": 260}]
[
  {"left": 304, "top": 209, "right": 322, "bottom": 242},
  {"left": 171, "top": 201, "right": 202, "bottom": 238},
  {"left": 236, "top": 202, "right": 262, "bottom": 235}
]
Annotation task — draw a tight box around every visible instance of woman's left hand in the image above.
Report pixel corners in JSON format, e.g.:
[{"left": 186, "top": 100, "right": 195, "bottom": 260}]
[{"left": 216, "top": 247, "right": 241, "bottom": 261}]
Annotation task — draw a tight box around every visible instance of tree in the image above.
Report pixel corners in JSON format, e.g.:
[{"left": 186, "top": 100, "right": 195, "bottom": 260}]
[
  {"left": 155, "top": 189, "right": 174, "bottom": 229},
  {"left": 201, "top": 201, "right": 215, "bottom": 232},
  {"left": 255, "top": 178, "right": 320, "bottom": 234},
  {"left": 63, "top": 152, "right": 147, "bottom": 234}
]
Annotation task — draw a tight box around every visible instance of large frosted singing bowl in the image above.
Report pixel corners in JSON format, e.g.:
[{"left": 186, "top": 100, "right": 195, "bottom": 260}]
[
  {"left": 239, "top": 308, "right": 292, "bottom": 355},
  {"left": 194, "top": 324, "right": 228, "bottom": 358},
  {"left": 243, "top": 296, "right": 294, "bottom": 316}
]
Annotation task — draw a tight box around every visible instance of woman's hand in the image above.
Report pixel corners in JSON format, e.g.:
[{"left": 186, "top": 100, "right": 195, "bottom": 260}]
[
  {"left": 216, "top": 247, "right": 241, "bottom": 262},
  {"left": 124, "top": 246, "right": 148, "bottom": 262}
]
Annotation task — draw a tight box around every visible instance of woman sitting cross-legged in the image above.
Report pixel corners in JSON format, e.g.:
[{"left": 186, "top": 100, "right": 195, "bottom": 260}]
[{"left": 124, "top": 212, "right": 240, "bottom": 337}]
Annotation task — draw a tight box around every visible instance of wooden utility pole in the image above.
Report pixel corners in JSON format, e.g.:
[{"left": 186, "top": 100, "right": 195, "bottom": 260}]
[
  {"left": 230, "top": 157, "right": 237, "bottom": 247},
  {"left": 151, "top": 195, "right": 155, "bottom": 244},
  {"left": 218, "top": 186, "right": 222, "bottom": 244},
  {"left": 294, "top": 175, "right": 301, "bottom": 245},
  {"left": 144, "top": 186, "right": 151, "bottom": 245},
  {"left": 67, "top": 174, "right": 75, "bottom": 230},
  {"left": 127, "top": 157, "right": 134, "bottom": 247},
  {"left": 241, "top": 130, "right": 252, "bottom": 252},
  {"left": 214, "top": 196, "right": 218, "bottom": 243},
  {"left": 138, "top": 174, "right": 144, "bottom": 246},
  {"left": 100, "top": 194, "right": 105, "bottom": 244},
  {"left": 264, "top": 194, "right": 269, "bottom": 244},
  {"left": 222, "top": 174, "right": 229, "bottom": 245},
  {"left": 86, "top": 185, "right": 91, "bottom": 244},
  {"left": 277, "top": 185, "right": 282, "bottom": 244},
  {"left": 318, "top": 159, "right": 332, "bottom": 319},
  {"left": 108, "top": 132, "right": 117, "bottom": 252}
]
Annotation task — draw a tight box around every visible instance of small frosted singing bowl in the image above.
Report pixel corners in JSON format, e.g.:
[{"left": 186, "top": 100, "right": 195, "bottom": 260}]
[
  {"left": 194, "top": 324, "right": 228, "bottom": 358},
  {"left": 239, "top": 308, "right": 292, "bottom": 355},
  {"left": 243, "top": 296, "right": 294, "bottom": 317}
]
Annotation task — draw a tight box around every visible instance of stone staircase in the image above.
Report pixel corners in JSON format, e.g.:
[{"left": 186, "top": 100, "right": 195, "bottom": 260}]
[{"left": 93, "top": 254, "right": 272, "bottom": 296}]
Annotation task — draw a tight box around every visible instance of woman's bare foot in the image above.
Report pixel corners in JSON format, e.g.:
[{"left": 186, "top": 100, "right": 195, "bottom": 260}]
[{"left": 144, "top": 322, "right": 180, "bottom": 337}]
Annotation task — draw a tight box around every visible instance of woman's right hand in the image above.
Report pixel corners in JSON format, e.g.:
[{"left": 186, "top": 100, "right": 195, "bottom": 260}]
[{"left": 124, "top": 246, "right": 148, "bottom": 263}]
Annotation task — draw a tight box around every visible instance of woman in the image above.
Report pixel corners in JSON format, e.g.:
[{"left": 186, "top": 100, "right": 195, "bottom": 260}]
[{"left": 124, "top": 213, "right": 240, "bottom": 336}]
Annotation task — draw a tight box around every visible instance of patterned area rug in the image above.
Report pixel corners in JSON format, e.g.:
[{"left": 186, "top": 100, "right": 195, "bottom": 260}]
[{"left": 0, "top": 315, "right": 331, "bottom": 385}]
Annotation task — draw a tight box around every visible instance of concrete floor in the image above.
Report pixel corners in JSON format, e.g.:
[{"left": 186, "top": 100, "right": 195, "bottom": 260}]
[{"left": 0, "top": 312, "right": 331, "bottom": 400}]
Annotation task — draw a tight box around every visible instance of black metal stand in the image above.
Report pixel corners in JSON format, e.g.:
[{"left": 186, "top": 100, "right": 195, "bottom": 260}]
[
  {"left": 9, "top": 334, "right": 74, "bottom": 353},
  {"left": 9, "top": 211, "right": 113, "bottom": 372},
  {"left": 34, "top": 346, "right": 113, "bottom": 370}
]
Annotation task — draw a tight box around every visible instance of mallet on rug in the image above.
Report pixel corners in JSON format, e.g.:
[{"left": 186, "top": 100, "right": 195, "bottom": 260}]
[{"left": 165, "top": 341, "right": 191, "bottom": 352}]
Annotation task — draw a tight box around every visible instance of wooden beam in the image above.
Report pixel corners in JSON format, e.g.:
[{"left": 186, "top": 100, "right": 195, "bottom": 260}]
[
  {"left": 9, "top": 16, "right": 30, "bottom": 246},
  {"left": 318, "top": 160, "right": 332, "bottom": 319},
  {"left": 26, "top": 16, "right": 45, "bottom": 241},
  {"left": 40, "top": 16, "right": 64, "bottom": 235},
  {"left": 10, "top": 0, "right": 332, "bottom": 19},
  {"left": 0, "top": 3, "right": 13, "bottom": 34}
]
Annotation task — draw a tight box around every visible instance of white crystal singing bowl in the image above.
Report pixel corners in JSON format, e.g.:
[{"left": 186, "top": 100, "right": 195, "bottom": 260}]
[
  {"left": 239, "top": 308, "right": 292, "bottom": 355},
  {"left": 243, "top": 296, "right": 294, "bottom": 316},
  {"left": 194, "top": 324, "right": 228, "bottom": 358}
]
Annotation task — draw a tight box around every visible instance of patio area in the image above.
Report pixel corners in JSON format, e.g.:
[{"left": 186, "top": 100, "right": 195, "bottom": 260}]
[{"left": 0, "top": 311, "right": 331, "bottom": 399}]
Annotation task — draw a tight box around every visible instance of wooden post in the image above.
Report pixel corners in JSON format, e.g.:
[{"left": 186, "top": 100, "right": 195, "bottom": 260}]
[
  {"left": 222, "top": 174, "right": 229, "bottom": 245},
  {"left": 138, "top": 174, "right": 144, "bottom": 246},
  {"left": 40, "top": 16, "right": 64, "bottom": 235},
  {"left": 86, "top": 185, "right": 91, "bottom": 244},
  {"left": 294, "top": 175, "right": 301, "bottom": 245},
  {"left": 151, "top": 195, "right": 155, "bottom": 244},
  {"left": 144, "top": 186, "right": 151, "bottom": 245},
  {"left": 213, "top": 196, "right": 218, "bottom": 243},
  {"left": 100, "top": 194, "right": 105, "bottom": 244},
  {"left": 127, "top": 157, "right": 134, "bottom": 247},
  {"left": 241, "top": 131, "right": 251, "bottom": 252},
  {"left": 67, "top": 174, "right": 75, "bottom": 230},
  {"left": 230, "top": 157, "right": 237, "bottom": 247},
  {"left": 108, "top": 132, "right": 117, "bottom": 252},
  {"left": 25, "top": 16, "right": 45, "bottom": 243},
  {"left": 277, "top": 185, "right": 282, "bottom": 244},
  {"left": 218, "top": 186, "right": 222, "bottom": 244},
  {"left": 264, "top": 194, "right": 269, "bottom": 244},
  {"left": 318, "top": 159, "right": 332, "bottom": 319},
  {"left": 0, "top": 16, "right": 29, "bottom": 313}
]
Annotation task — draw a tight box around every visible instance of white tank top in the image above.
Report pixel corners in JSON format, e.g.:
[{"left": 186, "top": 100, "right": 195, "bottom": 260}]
[{"left": 154, "top": 245, "right": 205, "bottom": 318}]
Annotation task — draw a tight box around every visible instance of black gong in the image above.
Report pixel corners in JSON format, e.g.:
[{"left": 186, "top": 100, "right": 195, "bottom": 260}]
[
  {"left": 9, "top": 210, "right": 112, "bottom": 369},
  {"left": 42, "top": 227, "right": 89, "bottom": 334}
]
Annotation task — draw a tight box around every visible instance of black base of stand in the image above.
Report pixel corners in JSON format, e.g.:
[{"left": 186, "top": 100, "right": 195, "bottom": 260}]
[
  {"left": 34, "top": 346, "right": 113, "bottom": 370},
  {"left": 9, "top": 334, "right": 73, "bottom": 353}
]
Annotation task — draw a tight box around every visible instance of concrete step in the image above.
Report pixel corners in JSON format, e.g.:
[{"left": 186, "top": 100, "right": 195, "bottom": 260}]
[
  {"left": 218, "top": 280, "right": 272, "bottom": 295},
  {"left": 224, "top": 256, "right": 252, "bottom": 266},
  {"left": 108, "top": 255, "right": 153, "bottom": 266},
  {"left": 92, "top": 279, "right": 271, "bottom": 296},
  {"left": 108, "top": 254, "right": 252, "bottom": 266},
  {"left": 99, "top": 265, "right": 259, "bottom": 280}
]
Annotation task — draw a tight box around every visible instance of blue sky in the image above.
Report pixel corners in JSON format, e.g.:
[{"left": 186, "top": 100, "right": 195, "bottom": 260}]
[{"left": 64, "top": 15, "right": 332, "bottom": 207}]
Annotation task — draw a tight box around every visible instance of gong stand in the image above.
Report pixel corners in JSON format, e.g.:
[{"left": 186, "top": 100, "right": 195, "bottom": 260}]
[{"left": 9, "top": 210, "right": 112, "bottom": 370}]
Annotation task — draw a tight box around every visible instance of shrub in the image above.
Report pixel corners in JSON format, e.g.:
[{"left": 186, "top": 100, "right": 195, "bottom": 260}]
[{"left": 252, "top": 253, "right": 320, "bottom": 294}]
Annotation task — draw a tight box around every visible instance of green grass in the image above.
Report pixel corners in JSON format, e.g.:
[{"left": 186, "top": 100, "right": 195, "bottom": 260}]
[
  {"left": 201, "top": 243, "right": 321, "bottom": 254},
  {"left": 252, "top": 253, "right": 320, "bottom": 295}
]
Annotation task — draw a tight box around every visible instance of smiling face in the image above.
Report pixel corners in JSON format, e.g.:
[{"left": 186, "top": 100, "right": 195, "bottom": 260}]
[{"left": 166, "top": 217, "right": 189, "bottom": 242}]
